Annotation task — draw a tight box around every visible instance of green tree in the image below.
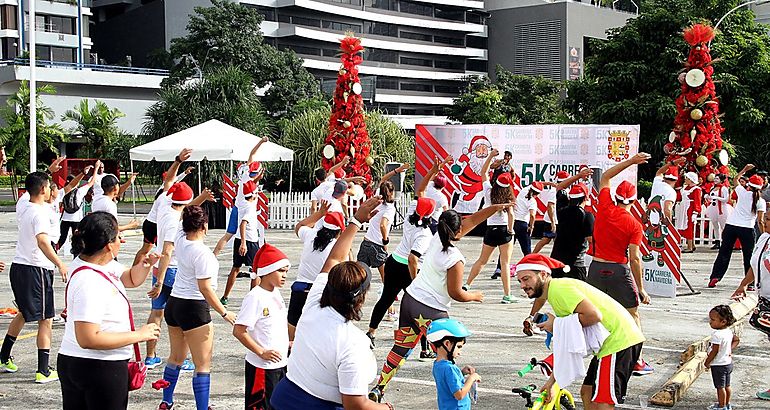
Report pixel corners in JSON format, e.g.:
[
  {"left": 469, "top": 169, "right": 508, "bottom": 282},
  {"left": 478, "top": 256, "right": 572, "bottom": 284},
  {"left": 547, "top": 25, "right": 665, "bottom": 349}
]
[
  {"left": 563, "top": 0, "right": 770, "bottom": 174},
  {"left": 447, "top": 66, "right": 566, "bottom": 124},
  {"left": 167, "top": 0, "right": 321, "bottom": 116},
  {"left": 0, "top": 81, "right": 65, "bottom": 185},
  {"left": 62, "top": 99, "right": 126, "bottom": 158}
]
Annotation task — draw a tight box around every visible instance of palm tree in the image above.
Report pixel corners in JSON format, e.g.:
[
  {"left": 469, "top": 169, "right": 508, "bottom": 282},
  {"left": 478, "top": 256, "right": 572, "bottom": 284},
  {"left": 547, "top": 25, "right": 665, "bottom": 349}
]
[{"left": 62, "top": 99, "right": 126, "bottom": 158}]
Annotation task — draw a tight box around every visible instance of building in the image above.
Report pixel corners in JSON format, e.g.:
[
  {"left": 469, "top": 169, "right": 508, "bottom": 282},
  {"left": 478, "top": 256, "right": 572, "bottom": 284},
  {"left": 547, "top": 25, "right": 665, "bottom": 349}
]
[{"left": 486, "top": 0, "right": 634, "bottom": 82}]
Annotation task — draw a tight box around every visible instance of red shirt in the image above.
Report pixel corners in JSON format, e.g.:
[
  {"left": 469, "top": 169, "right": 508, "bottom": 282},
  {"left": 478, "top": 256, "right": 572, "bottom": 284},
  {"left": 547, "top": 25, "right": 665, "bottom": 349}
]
[{"left": 593, "top": 188, "right": 643, "bottom": 264}]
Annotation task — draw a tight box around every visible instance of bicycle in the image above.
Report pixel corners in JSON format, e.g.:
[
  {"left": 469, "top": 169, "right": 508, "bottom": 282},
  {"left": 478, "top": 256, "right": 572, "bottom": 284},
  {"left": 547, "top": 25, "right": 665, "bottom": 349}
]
[{"left": 514, "top": 355, "right": 576, "bottom": 410}]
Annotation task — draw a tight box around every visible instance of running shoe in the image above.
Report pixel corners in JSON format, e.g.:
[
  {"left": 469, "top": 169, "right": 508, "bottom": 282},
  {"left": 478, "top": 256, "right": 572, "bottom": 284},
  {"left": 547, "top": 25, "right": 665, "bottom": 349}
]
[
  {"left": 180, "top": 358, "right": 195, "bottom": 372},
  {"left": 219, "top": 296, "right": 228, "bottom": 307},
  {"left": 501, "top": 295, "right": 518, "bottom": 304},
  {"left": 35, "top": 367, "right": 59, "bottom": 384},
  {"left": 757, "top": 389, "right": 770, "bottom": 400},
  {"left": 747, "top": 284, "right": 756, "bottom": 292},
  {"left": 490, "top": 269, "right": 501, "bottom": 279},
  {"left": 0, "top": 357, "right": 18, "bottom": 373},
  {"left": 708, "top": 278, "right": 719, "bottom": 288},
  {"left": 236, "top": 271, "right": 250, "bottom": 278},
  {"left": 632, "top": 359, "right": 654, "bottom": 376},
  {"left": 384, "top": 311, "right": 397, "bottom": 322},
  {"left": 158, "top": 401, "right": 174, "bottom": 409},
  {"left": 144, "top": 356, "right": 163, "bottom": 369},
  {"left": 419, "top": 350, "right": 437, "bottom": 362},
  {"left": 710, "top": 241, "right": 720, "bottom": 250},
  {"left": 706, "top": 404, "right": 728, "bottom": 410},
  {"left": 365, "top": 332, "right": 375, "bottom": 350}
]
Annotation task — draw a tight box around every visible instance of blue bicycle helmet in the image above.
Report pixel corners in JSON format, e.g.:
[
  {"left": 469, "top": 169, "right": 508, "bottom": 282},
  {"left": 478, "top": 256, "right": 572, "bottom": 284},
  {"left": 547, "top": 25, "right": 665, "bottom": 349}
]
[{"left": 427, "top": 318, "right": 472, "bottom": 343}]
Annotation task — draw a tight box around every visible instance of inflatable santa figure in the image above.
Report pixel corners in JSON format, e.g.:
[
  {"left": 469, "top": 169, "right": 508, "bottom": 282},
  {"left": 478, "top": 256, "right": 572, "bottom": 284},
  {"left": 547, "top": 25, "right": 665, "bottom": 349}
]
[{"left": 449, "top": 135, "right": 493, "bottom": 213}]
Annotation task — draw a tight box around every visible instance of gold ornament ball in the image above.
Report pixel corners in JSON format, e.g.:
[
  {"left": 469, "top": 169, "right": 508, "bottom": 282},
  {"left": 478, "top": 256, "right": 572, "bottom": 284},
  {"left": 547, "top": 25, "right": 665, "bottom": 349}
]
[
  {"left": 690, "top": 108, "right": 703, "bottom": 120},
  {"left": 707, "top": 173, "right": 715, "bottom": 182},
  {"left": 365, "top": 156, "right": 374, "bottom": 166},
  {"left": 695, "top": 155, "right": 708, "bottom": 167},
  {"left": 342, "top": 120, "right": 351, "bottom": 128}
]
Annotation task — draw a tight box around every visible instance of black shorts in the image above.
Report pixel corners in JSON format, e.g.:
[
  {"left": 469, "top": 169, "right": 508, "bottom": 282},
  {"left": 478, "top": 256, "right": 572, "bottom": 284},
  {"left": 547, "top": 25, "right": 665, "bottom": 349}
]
[
  {"left": 287, "top": 283, "right": 312, "bottom": 327},
  {"left": 245, "top": 361, "right": 286, "bottom": 409},
  {"left": 584, "top": 343, "right": 642, "bottom": 405},
  {"left": 357, "top": 240, "right": 388, "bottom": 269},
  {"left": 142, "top": 220, "right": 157, "bottom": 245},
  {"left": 9, "top": 263, "right": 55, "bottom": 322},
  {"left": 483, "top": 226, "right": 513, "bottom": 247},
  {"left": 58, "top": 354, "right": 129, "bottom": 410},
  {"left": 233, "top": 238, "right": 260, "bottom": 269},
  {"left": 164, "top": 296, "right": 211, "bottom": 331},
  {"left": 542, "top": 223, "right": 557, "bottom": 239},
  {"left": 711, "top": 363, "right": 733, "bottom": 388},
  {"left": 587, "top": 261, "right": 639, "bottom": 309}
]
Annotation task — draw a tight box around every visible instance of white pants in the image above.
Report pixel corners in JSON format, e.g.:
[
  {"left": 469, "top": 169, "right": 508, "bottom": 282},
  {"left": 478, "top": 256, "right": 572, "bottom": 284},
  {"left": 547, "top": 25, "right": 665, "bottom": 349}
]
[{"left": 706, "top": 203, "right": 732, "bottom": 240}]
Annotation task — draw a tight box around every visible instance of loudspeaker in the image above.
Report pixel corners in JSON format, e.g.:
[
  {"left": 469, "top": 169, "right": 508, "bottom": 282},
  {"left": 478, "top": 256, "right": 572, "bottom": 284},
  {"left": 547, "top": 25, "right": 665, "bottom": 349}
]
[
  {"left": 384, "top": 162, "right": 404, "bottom": 192},
  {"left": 590, "top": 167, "right": 603, "bottom": 191}
]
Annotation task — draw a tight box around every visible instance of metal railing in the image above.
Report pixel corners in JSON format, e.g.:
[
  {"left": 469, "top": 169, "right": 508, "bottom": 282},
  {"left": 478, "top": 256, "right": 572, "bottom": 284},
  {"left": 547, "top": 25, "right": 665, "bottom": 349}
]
[{"left": 0, "top": 58, "right": 170, "bottom": 76}]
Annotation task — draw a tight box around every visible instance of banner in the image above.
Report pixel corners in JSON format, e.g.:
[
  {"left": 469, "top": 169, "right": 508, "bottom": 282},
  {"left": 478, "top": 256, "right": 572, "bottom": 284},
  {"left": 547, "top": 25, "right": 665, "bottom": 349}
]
[
  {"left": 415, "top": 124, "right": 640, "bottom": 214},
  {"left": 630, "top": 198, "right": 682, "bottom": 298}
]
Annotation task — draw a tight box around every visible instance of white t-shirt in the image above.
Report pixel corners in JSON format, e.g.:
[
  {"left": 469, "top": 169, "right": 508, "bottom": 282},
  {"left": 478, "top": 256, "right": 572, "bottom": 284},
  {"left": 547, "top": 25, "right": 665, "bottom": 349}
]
[
  {"left": 364, "top": 203, "right": 396, "bottom": 245},
  {"left": 425, "top": 183, "right": 448, "bottom": 221},
  {"left": 156, "top": 207, "right": 182, "bottom": 268},
  {"left": 709, "top": 328, "right": 734, "bottom": 366},
  {"left": 13, "top": 200, "right": 54, "bottom": 269},
  {"left": 483, "top": 181, "right": 509, "bottom": 226},
  {"left": 406, "top": 241, "right": 465, "bottom": 311},
  {"left": 170, "top": 230, "right": 219, "bottom": 300},
  {"left": 147, "top": 191, "right": 171, "bottom": 224},
  {"left": 295, "top": 225, "right": 335, "bottom": 284},
  {"left": 392, "top": 221, "right": 433, "bottom": 263},
  {"left": 750, "top": 233, "right": 770, "bottom": 299},
  {"left": 16, "top": 191, "right": 30, "bottom": 211},
  {"left": 47, "top": 190, "right": 65, "bottom": 243},
  {"left": 288, "top": 272, "right": 377, "bottom": 404},
  {"left": 541, "top": 188, "right": 559, "bottom": 224},
  {"left": 62, "top": 185, "right": 92, "bottom": 223},
  {"left": 650, "top": 176, "right": 677, "bottom": 205},
  {"left": 236, "top": 286, "right": 289, "bottom": 370},
  {"left": 59, "top": 258, "right": 133, "bottom": 361},
  {"left": 513, "top": 188, "right": 538, "bottom": 223},
  {"left": 91, "top": 194, "right": 117, "bottom": 218},
  {"left": 93, "top": 173, "right": 105, "bottom": 196},
  {"left": 311, "top": 176, "right": 336, "bottom": 203},
  {"left": 239, "top": 204, "right": 261, "bottom": 243},
  {"left": 727, "top": 185, "right": 767, "bottom": 228}
]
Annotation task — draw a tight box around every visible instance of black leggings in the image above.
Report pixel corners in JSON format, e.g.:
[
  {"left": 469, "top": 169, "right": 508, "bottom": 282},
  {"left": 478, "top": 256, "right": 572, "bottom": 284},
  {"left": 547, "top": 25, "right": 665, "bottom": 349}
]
[
  {"left": 711, "top": 224, "right": 755, "bottom": 281},
  {"left": 513, "top": 220, "right": 532, "bottom": 255},
  {"left": 58, "top": 221, "right": 79, "bottom": 249},
  {"left": 58, "top": 354, "right": 129, "bottom": 410},
  {"left": 369, "top": 256, "right": 412, "bottom": 330}
]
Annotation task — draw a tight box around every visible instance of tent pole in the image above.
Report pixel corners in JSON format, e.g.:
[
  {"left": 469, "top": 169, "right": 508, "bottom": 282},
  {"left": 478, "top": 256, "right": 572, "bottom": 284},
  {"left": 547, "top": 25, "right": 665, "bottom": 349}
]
[
  {"left": 131, "top": 160, "right": 136, "bottom": 218},
  {"left": 289, "top": 160, "right": 293, "bottom": 194},
  {"left": 197, "top": 163, "right": 202, "bottom": 194}
]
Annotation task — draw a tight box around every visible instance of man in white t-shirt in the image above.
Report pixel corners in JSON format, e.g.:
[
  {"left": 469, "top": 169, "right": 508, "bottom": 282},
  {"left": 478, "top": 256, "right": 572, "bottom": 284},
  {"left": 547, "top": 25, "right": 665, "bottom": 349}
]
[
  {"left": 220, "top": 181, "right": 262, "bottom": 303},
  {"left": 0, "top": 172, "right": 68, "bottom": 382},
  {"left": 92, "top": 173, "right": 139, "bottom": 232},
  {"left": 58, "top": 163, "right": 99, "bottom": 251},
  {"left": 650, "top": 158, "right": 684, "bottom": 222}
]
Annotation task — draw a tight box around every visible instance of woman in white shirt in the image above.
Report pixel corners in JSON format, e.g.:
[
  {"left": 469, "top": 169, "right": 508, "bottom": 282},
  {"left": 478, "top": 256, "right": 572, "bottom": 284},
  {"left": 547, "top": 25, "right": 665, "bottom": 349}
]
[
  {"left": 710, "top": 165, "right": 767, "bottom": 288},
  {"left": 58, "top": 212, "right": 160, "bottom": 409},
  {"left": 705, "top": 174, "right": 733, "bottom": 250},
  {"left": 357, "top": 181, "right": 397, "bottom": 282},
  {"left": 512, "top": 181, "right": 545, "bottom": 256},
  {"left": 157, "top": 205, "right": 236, "bottom": 410},
  {"left": 270, "top": 197, "right": 393, "bottom": 410}
]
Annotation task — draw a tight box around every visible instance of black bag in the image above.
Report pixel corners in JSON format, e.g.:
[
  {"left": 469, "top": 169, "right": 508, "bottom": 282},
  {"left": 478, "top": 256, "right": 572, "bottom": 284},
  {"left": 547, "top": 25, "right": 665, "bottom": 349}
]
[
  {"left": 749, "top": 238, "right": 770, "bottom": 336},
  {"left": 62, "top": 189, "right": 81, "bottom": 214}
]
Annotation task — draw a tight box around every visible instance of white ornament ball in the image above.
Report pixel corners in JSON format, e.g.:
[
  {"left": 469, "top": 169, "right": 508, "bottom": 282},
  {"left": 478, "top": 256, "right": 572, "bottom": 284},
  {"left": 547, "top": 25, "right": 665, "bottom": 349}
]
[
  {"left": 322, "top": 145, "right": 335, "bottom": 159},
  {"left": 352, "top": 82, "right": 363, "bottom": 95}
]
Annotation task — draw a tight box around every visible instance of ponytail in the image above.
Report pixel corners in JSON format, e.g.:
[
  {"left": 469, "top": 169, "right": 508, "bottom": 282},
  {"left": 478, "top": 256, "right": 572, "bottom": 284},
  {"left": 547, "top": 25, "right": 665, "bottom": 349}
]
[
  {"left": 313, "top": 227, "right": 340, "bottom": 252},
  {"left": 408, "top": 212, "right": 431, "bottom": 228},
  {"left": 437, "top": 210, "right": 462, "bottom": 252},
  {"left": 753, "top": 188, "right": 760, "bottom": 214}
]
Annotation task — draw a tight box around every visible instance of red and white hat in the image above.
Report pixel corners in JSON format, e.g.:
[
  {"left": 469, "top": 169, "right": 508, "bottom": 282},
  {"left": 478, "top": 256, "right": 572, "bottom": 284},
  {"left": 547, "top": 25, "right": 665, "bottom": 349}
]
[
  {"left": 516, "top": 253, "right": 569, "bottom": 274},
  {"left": 248, "top": 161, "right": 263, "bottom": 176},
  {"left": 614, "top": 180, "right": 637, "bottom": 204},
  {"left": 749, "top": 174, "right": 764, "bottom": 189},
  {"left": 568, "top": 183, "right": 588, "bottom": 199},
  {"left": 251, "top": 244, "right": 291, "bottom": 278},
  {"left": 322, "top": 212, "right": 346, "bottom": 231},
  {"left": 464, "top": 135, "right": 491, "bottom": 154},
  {"left": 334, "top": 168, "right": 346, "bottom": 179},
  {"left": 663, "top": 167, "right": 679, "bottom": 181},
  {"left": 415, "top": 197, "right": 437, "bottom": 224},
  {"left": 242, "top": 180, "right": 257, "bottom": 198},
  {"left": 555, "top": 171, "right": 570, "bottom": 182},
  {"left": 530, "top": 181, "right": 544, "bottom": 193},
  {"left": 496, "top": 173, "right": 513, "bottom": 188},
  {"left": 167, "top": 182, "right": 193, "bottom": 205}
]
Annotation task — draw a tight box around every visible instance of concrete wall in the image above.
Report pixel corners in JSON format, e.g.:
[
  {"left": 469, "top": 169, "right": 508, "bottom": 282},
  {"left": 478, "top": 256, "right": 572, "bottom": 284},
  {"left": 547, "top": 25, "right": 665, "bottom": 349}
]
[
  {"left": 564, "top": 2, "right": 633, "bottom": 80},
  {"left": 91, "top": 0, "right": 166, "bottom": 66},
  {"left": 162, "top": 0, "right": 215, "bottom": 50}
]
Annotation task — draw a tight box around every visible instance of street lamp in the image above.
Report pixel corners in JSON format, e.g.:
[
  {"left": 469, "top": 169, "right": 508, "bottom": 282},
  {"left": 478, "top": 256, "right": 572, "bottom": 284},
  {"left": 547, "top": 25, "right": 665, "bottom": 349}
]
[
  {"left": 710, "top": 0, "right": 770, "bottom": 46},
  {"left": 182, "top": 46, "right": 219, "bottom": 80}
]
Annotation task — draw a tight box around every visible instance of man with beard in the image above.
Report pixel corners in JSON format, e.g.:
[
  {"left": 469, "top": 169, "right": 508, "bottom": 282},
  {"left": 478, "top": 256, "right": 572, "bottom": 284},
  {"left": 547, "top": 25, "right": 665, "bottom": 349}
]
[{"left": 516, "top": 253, "right": 644, "bottom": 410}]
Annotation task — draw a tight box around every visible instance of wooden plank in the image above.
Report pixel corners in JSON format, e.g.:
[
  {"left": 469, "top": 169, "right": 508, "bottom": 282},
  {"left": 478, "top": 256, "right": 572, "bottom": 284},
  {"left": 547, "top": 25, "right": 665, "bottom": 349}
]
[{"left": 650, "top": 352, "right": 707, "bottom": 407}]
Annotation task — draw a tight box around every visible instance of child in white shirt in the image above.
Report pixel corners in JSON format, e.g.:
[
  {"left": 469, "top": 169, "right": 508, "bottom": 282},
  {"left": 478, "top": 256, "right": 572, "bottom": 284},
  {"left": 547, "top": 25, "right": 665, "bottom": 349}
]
[{"left": 705, "top": 305, "right": 740, "bottom": 410}]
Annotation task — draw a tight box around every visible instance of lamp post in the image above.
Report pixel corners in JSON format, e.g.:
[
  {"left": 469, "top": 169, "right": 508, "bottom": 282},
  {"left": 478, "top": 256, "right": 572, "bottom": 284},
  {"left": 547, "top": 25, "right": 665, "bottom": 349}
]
[
  {"left": 29, "top": 0, "right": 36, "bottom": 173},
  {"left": 710, "top": 0, "right": 770, "bottom": 46}
]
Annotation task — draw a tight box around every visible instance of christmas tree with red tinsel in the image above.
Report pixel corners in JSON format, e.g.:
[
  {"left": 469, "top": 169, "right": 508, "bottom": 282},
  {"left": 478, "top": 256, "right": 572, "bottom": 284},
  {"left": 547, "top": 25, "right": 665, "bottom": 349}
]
[
  {"left": 321, "top": 34, "right": 373, "bottom": 194},
  {"left": 665, "top": 23, "right": 729, "bottom": 187}
]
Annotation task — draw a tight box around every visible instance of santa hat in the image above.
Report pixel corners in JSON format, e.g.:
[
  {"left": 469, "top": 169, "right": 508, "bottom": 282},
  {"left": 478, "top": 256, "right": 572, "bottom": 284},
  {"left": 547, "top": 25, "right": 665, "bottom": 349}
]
[
  {"left": 248, "top": 161, "right": 263, "bottom": 176},
  {"left": 556, "top": 171, "right": 570, "bottom": 182},
  {"left": 334, "top": 168, "right": 346, "bottom": 179},
  {"left": 496, "top": 173, "right": 513, "bottom": 188},
  {"left": 568, "top": 183, "right": 588, "bottom": 199},
  {"left": 251, "top": 244, "right": 291, "bottom": 278},
  {"left": 614, "top": 181, "right": 637, "bottom": 204},
  {"left": 664, "top": 167, "right": 679, "bottom": 181},
  {"left": 684, "top": 172, "right": 699, "bottom": 184},
  {"left": 322, "top": 212, "right": 346, "bottom": 231},
  {"left": 415, "top": 197, "right": 436, "bottom": 224},
  {"left": 463, "top": 135, "right": 491, "bottom": 154},
  {"left": 242, "top": 180, "right": 257, "bottom": 198},
  {"left": 516, "top": 254, "right": 569, "bottom": 274},
  {"left": 167, "top": 182, "right": 193, "bottom": 205},
  {"left": 748, "top": 174, "right": 764, "bottom": 190},
  {"left": 530, "top": 181, "right": 544, "bottom": 193}
]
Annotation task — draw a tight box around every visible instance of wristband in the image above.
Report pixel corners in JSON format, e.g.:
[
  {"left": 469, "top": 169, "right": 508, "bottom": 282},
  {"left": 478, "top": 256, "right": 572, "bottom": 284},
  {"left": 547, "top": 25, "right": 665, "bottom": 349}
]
[
  {"left": 385, "top": 403, "right": 394, "bottom": 410},
  {"left": 382, "top": 238, "right": 390, "bottom": 245},
  {"left": 153, "top": 282, "right": 161, "bottom": 288},
  {"left": 221, "top": 310, "right": 228, "bottom": 318},
  {"left": 350, "top": 217, "right": 363, "bottom": 229},
  {"left": 175, "top": 155, "right": 182, "bottom": 163}
]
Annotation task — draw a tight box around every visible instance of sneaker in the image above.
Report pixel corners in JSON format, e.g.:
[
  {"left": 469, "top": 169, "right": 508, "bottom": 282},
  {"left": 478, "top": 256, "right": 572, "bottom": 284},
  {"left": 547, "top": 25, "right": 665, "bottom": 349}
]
[
  {"left": 708, "top": 278, "right": 719, "bottom": 288},
  {"left": 158, "top": 402, "right": 174, "bottom": 409},
  {"left": 419, "top": 350, "right": 437, "bottom": 361},
  {"left": 757, "top": 389, "right": 770, "bottom": 400},
  {"left": 384, "top": 311, "right": 397, "bottom": 322},
  {"left": 0, "top": 357, "right": 18, "bottom": 373},
  {"left": 490, "top": 269, "right": 501, "bottom": 279},
  {"left": 706, "top": 404, "right": 727, "bottom": 410},
  {"left": 35, "top": 367, "right": 59, "bottom": 384},
  {"left": 219, "top": 296, "right": 228, "bottom": 307},
  {"left": 180, "top": 358, "right": 195, "bottom": 372},
  {"left": 710, "top": 241, "right": 721, "bottom": 250},
  {"left": 632, "top": 359, "right": 654, "bottom": 376},
  {"left": 236, "top": 271, "right": 250, "bottom": 278},
  {"left": 144, "top": 356, "right": 163, "bottom": 369},
  {"left": 501, "top": 295, "right": 518, "bottom": 304},
  {"left": 462, "top": 284, "right": 470, "bottom": 291},
  {"left": 747, "top": 284, "right": 756, "bottom": 292},
  {"left": 365, "top": 332, "right": 375, "bottom": 350}
]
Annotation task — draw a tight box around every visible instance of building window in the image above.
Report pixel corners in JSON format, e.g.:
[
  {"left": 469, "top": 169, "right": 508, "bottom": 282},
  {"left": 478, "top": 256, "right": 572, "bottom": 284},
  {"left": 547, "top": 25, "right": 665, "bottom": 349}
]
[
  {"left": 399, "top": 0, "right": 432, "bottom": 16},
  {"left": 401, "top": 82, "right": 432, "bottom": 92},
  {"left": 401, "top": 108, "right": 435, "bottom": 115},
  {"left": 434, "top": 6, "right": 464, "bottom": 21},
  {"left": 367, "top": 49, "right": 398, "bottom": 63},
  {"left": 322, "top": 48, "right": 339, "bottom": 57},
  {"left": 366, "top": 22, "right": 397, "bottom": 37},
  {"left": 435, "top": 84, "right": 460, "bottom": 94},
  {"left": 329, "top": 0, "right": 361, "bottom": 5},
  {"left": 51, "top": 46, "right": 75, "bottom": 63},
  {"left": 466, "top": 36, "right": 486, "bottom": 49},
  {"left": 1, "top": 38, "right": 17, "bottom": 59},
  {"left": 434, "top": 59, "right": 464, "bottom": 70},
  {"left": 287, "top": 45, "right": 320, "bottom": 55},
  {"left": 322, "top": 20, "right": 361, "bottom": 33},
  {"left": 376, "top": 77, "right": 399, "bottom": 89},
  {"left": 435, "top": 35, "right": 464, "bottom": 46},
  {"left": 400, "top": 56, "right": 432, "bottom": 67},
  {"left": 466, "top": 12, "right": 484, "bottom": 24},
  {"left": 255, "top": 6, "right": 276, "bottom": 21},
  {"left": 0, "top": 5, "right": 17, "bottom": 30},
  {"left": 466, "top": 59, "right": 488, "bottom": 72},
  {"left": 292, "top": 16, "right": 321, "bottom": 27},
  {"left": 400, "top": 31, "right": 431, "bottom": 42},
  {"left": 367, "top": 0, "right": 397, "bottom": 11},
  {"left": 49, "top": 16, "right": 75, "bottom": 34}
]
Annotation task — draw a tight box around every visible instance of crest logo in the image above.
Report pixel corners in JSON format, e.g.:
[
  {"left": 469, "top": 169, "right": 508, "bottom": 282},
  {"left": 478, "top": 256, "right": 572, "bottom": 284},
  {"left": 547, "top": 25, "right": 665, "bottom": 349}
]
[
  {"left": 607, "top": 130, "right": 631, "bottom": 162},
  {"left": 262, "top": 307, "right": 270, "bottom": 317}
]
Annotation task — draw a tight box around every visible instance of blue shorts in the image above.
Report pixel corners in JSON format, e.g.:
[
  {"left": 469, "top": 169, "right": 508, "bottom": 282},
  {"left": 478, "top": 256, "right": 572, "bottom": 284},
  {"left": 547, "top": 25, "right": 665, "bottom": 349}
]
[
  {"left": 151, "top": 268, "right": 176, "bottom": 310},
  {"left": 226, "top": 206, "right": 239, "bottom": 235}
]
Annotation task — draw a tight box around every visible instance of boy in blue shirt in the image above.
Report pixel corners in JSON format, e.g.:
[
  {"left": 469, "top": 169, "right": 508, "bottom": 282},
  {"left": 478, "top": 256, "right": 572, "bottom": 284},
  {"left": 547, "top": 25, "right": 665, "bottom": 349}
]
[{"left": 427, "top": 318, "right": 481, "bottom": 410}]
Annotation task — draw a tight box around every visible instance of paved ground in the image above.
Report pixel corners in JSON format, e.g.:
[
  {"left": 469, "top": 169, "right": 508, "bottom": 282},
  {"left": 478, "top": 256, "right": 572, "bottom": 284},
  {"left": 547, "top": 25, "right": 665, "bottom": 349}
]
[{"left": 0, "top": 212, "right": 768, "bottom": 410}]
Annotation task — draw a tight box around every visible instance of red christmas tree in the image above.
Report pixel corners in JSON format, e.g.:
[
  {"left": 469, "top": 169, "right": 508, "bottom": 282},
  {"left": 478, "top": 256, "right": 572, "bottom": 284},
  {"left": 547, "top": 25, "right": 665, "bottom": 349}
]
[
  {"left": 321, "top": 34, "right": 373, "bottom": 194},
  {"left": 665, "top": 23, "right": 729, "bottom": 188}
]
